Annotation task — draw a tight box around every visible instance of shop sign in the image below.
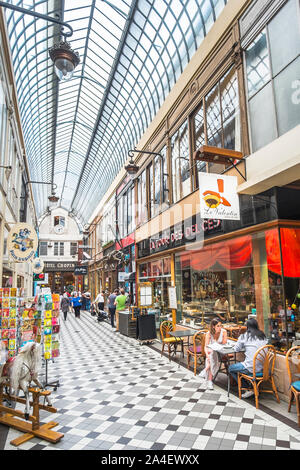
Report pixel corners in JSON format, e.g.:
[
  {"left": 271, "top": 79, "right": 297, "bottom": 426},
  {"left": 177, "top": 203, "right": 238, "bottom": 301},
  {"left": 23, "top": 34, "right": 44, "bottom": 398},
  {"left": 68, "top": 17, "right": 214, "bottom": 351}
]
[
  {"left": 8, "top": 223, "right": 38, "bottom": 263},
  {"left": 32, "top": 257, "right": 44, "bottom": 274},
  {"left": 74, "top": 266, "right": 88, "bottom": 275},
  {"left": 44, "top": 262, "right": 76, "bottom": 272},
  {"left": 146, "top": 216, "right": 222, "bottom": 255},
  {"left": 199, "top": 173, "right": 240, "bottom": 220}
]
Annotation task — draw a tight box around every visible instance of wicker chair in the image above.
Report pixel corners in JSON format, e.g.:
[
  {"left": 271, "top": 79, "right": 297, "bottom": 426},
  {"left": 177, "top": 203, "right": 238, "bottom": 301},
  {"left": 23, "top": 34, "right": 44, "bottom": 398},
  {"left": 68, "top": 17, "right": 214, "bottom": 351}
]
[
  {"left": 238, "top": 344, "right": 280, "bottom": 409},
  {"left": 160, "top": 321, "right": 183, "bottom": 361},
  {"left": 187, "top": 331, "right": 206, "bottom": 375},
  {"left": 286, "top": 346, "right": 300, "bottom": 426}
]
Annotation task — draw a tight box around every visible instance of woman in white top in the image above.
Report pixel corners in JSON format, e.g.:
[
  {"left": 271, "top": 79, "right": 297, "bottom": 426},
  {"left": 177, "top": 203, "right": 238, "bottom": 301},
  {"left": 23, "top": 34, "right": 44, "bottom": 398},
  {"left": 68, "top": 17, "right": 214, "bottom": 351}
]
[{"left": 200, "top": 318, "right": 227, "bottom": 390}]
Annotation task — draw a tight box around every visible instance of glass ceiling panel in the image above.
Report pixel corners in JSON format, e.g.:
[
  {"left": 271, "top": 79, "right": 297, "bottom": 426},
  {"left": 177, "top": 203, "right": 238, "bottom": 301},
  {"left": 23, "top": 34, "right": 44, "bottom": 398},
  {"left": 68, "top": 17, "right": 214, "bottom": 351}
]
[{"left": 3, "top": 0, "right": 227, "bottom": 222}]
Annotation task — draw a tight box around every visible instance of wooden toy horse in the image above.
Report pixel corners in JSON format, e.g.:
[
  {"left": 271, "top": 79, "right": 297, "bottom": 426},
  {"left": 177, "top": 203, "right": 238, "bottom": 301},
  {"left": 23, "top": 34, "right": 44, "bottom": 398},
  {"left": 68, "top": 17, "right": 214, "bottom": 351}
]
[{"left": 8, "top": 342, "right": 52, "bottom": 420}]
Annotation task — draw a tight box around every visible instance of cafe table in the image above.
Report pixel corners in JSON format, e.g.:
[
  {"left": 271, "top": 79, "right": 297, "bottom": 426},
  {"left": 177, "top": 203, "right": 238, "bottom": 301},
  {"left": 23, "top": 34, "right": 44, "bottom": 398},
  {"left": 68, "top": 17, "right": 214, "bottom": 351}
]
[
  {"left": 169, "top": 329, "right": 198, "bottom": 367},
  {"left": 209, "top": 342, "right": 245, "bottom": 397}
]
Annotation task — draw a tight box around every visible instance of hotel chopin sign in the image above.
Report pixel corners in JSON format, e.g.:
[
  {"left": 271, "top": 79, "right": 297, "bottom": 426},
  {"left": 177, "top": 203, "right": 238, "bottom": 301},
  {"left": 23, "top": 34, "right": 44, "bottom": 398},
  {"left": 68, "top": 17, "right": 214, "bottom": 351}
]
[{"left": 8, "top": 223, "right": 38, "bottom": 263}]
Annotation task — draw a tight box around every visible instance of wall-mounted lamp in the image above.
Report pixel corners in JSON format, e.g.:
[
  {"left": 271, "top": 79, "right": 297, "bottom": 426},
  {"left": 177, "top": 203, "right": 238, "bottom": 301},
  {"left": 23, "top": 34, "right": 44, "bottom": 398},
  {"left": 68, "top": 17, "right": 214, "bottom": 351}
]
[
  {"left": 0, "top": 165, "right": 12, "bottom": 179},
  {"left": 0, "top": 1, "right": 80, "bottom": 81},
  {"left": 125, "top": 149, "right": 165, "bottom": 179},
  {"left": 25, "top": 181, "right": 59, "bottom": 205}
]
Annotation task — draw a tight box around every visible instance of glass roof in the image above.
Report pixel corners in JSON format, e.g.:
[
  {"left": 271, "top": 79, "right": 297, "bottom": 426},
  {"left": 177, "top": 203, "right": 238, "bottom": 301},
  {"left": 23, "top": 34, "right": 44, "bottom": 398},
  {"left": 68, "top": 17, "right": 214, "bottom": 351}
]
[{"left": 3, "top": 0, "right": 227, "bottom": 224}]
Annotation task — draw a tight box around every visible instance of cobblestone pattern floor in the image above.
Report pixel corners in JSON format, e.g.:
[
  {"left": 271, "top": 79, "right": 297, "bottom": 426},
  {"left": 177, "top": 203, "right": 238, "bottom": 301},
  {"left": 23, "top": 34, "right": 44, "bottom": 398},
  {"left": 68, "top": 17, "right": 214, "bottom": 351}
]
[{"left": 1, "top": 311, "right": 300, "bottom": 450}]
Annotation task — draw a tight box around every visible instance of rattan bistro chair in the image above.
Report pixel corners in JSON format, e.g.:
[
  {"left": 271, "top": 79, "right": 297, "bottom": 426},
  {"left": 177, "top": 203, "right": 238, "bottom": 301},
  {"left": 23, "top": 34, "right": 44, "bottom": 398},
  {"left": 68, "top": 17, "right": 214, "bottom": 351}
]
[
  {"left": 286, "top": 346, "right": 300, "bottom": 427},
  {"left": 160, "top": 321, "right": 183, "bottom": 361},
  {"left": 187, "top": 331, "right": 206, "bottom": 375},
  {"left": 238, "top": 344, "right": 280, "bottom": 409}
]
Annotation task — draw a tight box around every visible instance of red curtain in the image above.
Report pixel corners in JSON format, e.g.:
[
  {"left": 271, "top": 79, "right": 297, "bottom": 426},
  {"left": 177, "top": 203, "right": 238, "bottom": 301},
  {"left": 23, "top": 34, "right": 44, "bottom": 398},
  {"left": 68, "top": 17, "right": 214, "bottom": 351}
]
[
  {"left": 180, "top": 235, "right": 252, "bottom": 271},
  {"left": 265, "top": 228, "right": 300, "bottom": 278}
]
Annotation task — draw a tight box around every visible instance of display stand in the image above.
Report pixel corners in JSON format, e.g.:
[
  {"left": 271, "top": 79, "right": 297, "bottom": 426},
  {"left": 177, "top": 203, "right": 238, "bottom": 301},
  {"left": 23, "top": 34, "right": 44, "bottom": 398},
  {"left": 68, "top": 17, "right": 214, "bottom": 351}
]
[{"left": 43, "top": 358, "right": 59, "bottom": 391}]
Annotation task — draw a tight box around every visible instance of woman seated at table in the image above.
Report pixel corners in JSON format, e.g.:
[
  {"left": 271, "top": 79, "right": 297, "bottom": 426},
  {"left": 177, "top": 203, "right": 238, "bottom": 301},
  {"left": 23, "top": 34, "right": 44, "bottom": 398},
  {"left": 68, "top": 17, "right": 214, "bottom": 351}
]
[
  {"left": 199, "top": 318, "right": 228, "bottom": 390},
  {"left": 228, "top": 318, "right": 267, "bottom": 398}
]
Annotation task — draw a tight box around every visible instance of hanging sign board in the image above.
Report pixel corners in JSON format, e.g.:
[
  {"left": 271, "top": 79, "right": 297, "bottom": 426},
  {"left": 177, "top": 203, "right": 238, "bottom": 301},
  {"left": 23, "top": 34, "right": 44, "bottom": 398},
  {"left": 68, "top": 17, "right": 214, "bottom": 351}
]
[
  {"left": 32, "top": 257, "right": 44, "bottom": 274},
  {"left": 8, "top": 223, "right": 38, "bottom": 263},
  {"left": 199, "top": 173, "right": 240, "bottom": 220},
  {"left": 168, "top": 286, "right": 177, "bottom": 310}
]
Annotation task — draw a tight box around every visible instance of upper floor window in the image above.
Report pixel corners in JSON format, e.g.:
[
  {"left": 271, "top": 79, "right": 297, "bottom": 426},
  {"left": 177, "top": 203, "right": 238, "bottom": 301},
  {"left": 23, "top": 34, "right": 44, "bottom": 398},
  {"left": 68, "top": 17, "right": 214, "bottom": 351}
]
[
  {"left": 39, "top": 241, "right": 48, "bottom": 256},
  {"left": 54, "top": 242, "right": 64, "bottom": 256},
  {"left": 171, "top": 120, "right": 191, "bottom": 204},
  {"left": 192, "top": 66, "right": 241, "bottom": 178},
  {"left": 244, "top": 0, "right": 300, "bottom": 152},
  {"left": 70, "top": 242, "right": 78, "bottom": 256}
]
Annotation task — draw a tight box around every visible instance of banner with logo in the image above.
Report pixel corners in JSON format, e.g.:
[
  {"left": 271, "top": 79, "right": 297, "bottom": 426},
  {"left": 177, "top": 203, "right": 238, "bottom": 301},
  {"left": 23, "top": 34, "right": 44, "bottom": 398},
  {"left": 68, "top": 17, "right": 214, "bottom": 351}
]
[
  {"left": 8, "top": 223, "right": 38, "bottom": 263},
  {"left": 199, "top": 173, "right": 240, "bottom": 220}
]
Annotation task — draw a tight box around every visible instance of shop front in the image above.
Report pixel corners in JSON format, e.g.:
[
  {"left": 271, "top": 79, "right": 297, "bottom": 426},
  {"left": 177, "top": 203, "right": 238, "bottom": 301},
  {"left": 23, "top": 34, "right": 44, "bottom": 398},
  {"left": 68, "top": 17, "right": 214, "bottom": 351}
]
[
  {"left": 44, "top": 262, "right": 76, "bottom": 293},
  {"left": 116, "top": 233, "right": 136, "bottom": 303},
  {"left": 137, "top": 214, "right": 300, "bottom": 353}
]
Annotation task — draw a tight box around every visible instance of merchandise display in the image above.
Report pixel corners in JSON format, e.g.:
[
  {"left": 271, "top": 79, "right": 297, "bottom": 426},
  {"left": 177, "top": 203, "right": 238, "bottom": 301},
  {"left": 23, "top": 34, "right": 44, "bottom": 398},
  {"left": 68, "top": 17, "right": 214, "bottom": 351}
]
[{"left": 0, "top": 288, "right": 60, "bottom": 361}]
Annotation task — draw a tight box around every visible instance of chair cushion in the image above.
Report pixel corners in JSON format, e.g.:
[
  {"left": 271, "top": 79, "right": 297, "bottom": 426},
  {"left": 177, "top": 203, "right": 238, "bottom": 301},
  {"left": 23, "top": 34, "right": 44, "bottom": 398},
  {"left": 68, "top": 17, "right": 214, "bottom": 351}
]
[
  {"left": 240, "top": 372, "right": 264, "bottom": 378},
  {"left": 292, "top": 381, "right": 300, "bottom": 391},
  {"left": 163, "top": 337, "right": 181, "bottom": 343},
  {"left": 188, "top": 346, "right": 202, "bottom": 354}
]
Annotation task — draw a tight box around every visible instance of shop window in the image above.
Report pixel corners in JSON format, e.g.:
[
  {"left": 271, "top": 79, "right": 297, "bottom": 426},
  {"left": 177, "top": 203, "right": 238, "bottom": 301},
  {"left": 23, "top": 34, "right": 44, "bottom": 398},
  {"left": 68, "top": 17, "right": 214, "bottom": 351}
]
[
  {"left": 245, "top": 0, "right": 300, "bottom": 152},
  {"left": 175, "top": 236, "right": 255, "bottom": 328},
  {"left": 265, "top": 227, "right": 300, "bottom": 352}
]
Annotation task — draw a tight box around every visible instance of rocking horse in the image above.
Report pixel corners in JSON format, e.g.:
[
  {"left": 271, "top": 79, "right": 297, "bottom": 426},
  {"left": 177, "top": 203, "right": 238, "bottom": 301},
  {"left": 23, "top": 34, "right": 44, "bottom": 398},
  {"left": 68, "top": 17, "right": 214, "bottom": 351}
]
[
  {"left": 0, "top": 342, "right": 63, "bottom": 446},
  {"left": 10, "top": 342, "right": 52, "bottom": 419}
]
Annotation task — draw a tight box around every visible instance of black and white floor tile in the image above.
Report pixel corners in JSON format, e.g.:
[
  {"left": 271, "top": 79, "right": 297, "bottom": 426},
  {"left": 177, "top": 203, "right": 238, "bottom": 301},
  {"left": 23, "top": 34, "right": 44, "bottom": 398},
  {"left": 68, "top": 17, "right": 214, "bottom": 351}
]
[{"left": 1, "top": 311, "right": 300, "bottom": 450}]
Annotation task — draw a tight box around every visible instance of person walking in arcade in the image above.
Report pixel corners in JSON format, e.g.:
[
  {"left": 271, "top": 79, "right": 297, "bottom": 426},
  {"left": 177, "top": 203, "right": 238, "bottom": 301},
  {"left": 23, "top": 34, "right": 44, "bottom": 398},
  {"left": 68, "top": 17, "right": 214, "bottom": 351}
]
[{"left": 71, "top": 291, "right": 82, "bottom": 319}]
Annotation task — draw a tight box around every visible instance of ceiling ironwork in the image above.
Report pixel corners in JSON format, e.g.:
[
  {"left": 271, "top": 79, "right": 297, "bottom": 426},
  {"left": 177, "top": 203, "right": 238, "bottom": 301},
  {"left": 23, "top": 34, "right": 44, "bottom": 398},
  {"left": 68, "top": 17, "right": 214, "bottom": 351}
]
[{"left": 3, "top": 0, "right": 227, "bottom": 223}]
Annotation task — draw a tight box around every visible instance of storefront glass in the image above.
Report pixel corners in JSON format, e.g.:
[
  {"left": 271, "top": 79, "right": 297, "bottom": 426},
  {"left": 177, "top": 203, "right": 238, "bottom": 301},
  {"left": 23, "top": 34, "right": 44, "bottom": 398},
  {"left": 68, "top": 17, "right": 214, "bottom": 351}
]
[
  {"left": 175, "top": 226, "right": 300, "bottom": 352},
  {"left": 138, "top": 257, "right": 172, "bottom": 316}
]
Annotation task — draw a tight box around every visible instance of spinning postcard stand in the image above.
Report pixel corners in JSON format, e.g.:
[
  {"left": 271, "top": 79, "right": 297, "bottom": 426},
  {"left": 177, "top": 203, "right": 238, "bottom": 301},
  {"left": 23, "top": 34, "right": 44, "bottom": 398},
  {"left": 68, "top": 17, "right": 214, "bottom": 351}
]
[{"left": 37, "top": 292, "right": 60, "bottom": 390}]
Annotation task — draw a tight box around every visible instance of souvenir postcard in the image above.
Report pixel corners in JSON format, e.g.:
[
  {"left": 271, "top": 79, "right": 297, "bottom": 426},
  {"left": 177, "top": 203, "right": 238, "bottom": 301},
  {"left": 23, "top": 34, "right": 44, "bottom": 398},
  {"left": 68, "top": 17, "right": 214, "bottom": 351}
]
[
  {"left": 8, "top": 350, "right": 16, "bottom": 358},
  {"left": 10, "top": 308, "right": 17, "bottom": 318},
  {"left": 3, "top": 288, "right": 9, "bottom": 297},
  {"left": 9, "top": 318, "right": 16, "bottom": 328},
  {"left": 1, "top": 329, "right": 9, "bottom": 339},
  {"left": 1, "top": 319, "right": 8, "bottom": 328},
  {"left": 44, "top": 351, "right": 51, "bottom": 360},
  {"left": 45, "top": 310, "right": 52, "bottom": 319},
  {"left": 10, "top": 288, "right": 17, "bottom": 297},
  {"left": 9, "top": 339, "right": 16, "bottom": 350},
  {"left": 2, "top": 309, "right": 10, "bottom": 318},
  {"left": 2, "top": 299, "right": 10, "bottom": 308},
  {"left": 52, "top": 349, "right": 60, "bottom": 358},
  {"left": 10, "top": 298, "right": 16, "bottom": 308},
  {"left": 8, "top": 329, "right": 16, "bottom": 339}
]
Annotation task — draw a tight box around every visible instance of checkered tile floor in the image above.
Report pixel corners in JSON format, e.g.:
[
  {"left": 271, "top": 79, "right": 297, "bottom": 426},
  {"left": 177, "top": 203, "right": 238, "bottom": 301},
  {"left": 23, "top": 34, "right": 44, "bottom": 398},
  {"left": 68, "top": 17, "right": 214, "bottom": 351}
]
[{"left": 1, "top": 311, "right": 300, "bottom": 450}]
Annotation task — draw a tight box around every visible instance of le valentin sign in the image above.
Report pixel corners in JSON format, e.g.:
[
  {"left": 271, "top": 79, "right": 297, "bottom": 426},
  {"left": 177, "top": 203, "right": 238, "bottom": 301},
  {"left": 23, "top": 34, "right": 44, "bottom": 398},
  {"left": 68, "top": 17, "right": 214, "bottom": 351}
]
[
  {"left": 199, "top": 173, "right": 240, "bottom": 220},
  {"left": 137, "top": 215, "right": 222, "bottom": 258}
]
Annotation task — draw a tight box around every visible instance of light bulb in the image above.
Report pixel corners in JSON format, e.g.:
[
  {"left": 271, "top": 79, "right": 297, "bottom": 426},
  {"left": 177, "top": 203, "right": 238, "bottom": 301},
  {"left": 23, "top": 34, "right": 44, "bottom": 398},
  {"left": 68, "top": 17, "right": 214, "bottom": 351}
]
[{"left": 54, "top": 57, "right": 75, "bottom": 80}]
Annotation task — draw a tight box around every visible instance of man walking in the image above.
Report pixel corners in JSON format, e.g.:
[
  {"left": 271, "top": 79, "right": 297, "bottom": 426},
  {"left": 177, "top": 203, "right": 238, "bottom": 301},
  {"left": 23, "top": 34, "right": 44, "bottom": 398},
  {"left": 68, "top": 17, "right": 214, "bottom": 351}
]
[
  {"left": 108, "top": 289, "right": 118, "bottom": 328},
  {"left": 114, "top": 288, "right": 127, "bottom": 332}
]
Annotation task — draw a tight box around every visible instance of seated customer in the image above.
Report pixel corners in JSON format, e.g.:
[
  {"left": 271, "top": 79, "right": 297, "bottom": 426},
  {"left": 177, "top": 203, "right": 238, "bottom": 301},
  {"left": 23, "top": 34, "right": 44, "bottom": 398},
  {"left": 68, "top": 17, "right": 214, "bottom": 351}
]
[
  {"left": 214, "top": 295, "right": 231, "bottom": 322},
  {"left": 228, "top": 318, "right": 268, "bottom": 398},
  {"left": 199, "top": 318, "right": 228, "bottom": 390}
]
